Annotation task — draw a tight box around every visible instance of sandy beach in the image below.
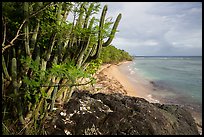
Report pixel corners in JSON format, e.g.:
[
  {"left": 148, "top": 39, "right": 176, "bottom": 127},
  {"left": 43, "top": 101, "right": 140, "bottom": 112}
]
[
  {"left": 92, "top": 61, "right": 161, "bottom": 104},
  {"left": 93, "top": 61, "right": 202, "bottom": 135},
  {"left": 78, "top": 61, "right": 201, "bottom": 134}
]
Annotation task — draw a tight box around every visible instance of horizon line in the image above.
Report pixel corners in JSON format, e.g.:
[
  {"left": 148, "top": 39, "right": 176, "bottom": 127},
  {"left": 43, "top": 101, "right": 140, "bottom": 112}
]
[{"left": 132, "top": 55, "right": 202, "bottom": 57}]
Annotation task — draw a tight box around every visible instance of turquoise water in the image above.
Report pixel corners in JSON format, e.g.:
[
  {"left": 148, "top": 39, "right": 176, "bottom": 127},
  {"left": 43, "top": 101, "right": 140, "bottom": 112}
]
[{"left": 127, "top": 56, "right": 202, "bottom": 113}]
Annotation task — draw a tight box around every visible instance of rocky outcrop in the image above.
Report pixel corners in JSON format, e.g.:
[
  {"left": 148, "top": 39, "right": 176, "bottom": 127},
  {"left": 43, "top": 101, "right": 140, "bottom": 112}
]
[{"left": 45, "top": 90, "right": 199, "bottom": 135}]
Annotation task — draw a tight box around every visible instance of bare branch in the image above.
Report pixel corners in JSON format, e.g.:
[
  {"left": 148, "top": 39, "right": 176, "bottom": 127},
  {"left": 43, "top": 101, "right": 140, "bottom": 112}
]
[
  {"left": 2, "top": 2, "right": 55, "bottom": 53},
  {"left": 2, "top": 20, "right": 26, "bottom": 53},
  {"left": 18, "top": 32, "right": 36, "bottom": 36},
  {"left": 2, "top": 22, "right": 34, "bottom": 53},
  {"left": 39, "top": 79, "right": 93, "bottom": 88}
]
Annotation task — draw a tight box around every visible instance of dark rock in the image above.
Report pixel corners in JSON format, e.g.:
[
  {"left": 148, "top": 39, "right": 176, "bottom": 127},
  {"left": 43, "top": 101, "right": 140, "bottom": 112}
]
[
  {"left": 51, "top": 128, "right": 66, "bottom": 135},
  {"left": 47, "top": 90, "right": 199, "bottom": 135}
]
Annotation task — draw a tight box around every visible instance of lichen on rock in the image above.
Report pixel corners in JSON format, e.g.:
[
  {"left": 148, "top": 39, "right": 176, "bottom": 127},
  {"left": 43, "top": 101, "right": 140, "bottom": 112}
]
[{"left": 45, "top": 90, "right": 199, "bottom": 135}]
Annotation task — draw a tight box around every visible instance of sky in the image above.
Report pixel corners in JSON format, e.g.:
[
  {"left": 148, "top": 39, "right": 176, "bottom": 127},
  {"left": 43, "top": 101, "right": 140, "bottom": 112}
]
[{"left": 99, "top": 2, "right": 202, "bottom": 56}]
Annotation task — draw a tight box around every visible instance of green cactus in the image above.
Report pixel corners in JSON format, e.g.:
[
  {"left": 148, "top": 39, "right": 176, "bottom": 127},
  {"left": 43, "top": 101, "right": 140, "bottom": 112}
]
[
  {"left": 2, "top": 55, "right": 11, "bottom": 81},
  {"left": 30, "top": 2, "right": 43, "bottom": 50},
  {"left": 83, "top": 3, "right": 94, "bottom": 29},
  {"left": 50, "top": 85, "right": 58, "bottom": 111},
  {"left": 94, "top": 4, "right": 108, "bottom": 58},
  {"left": 11, "top": 58, "right": 18, "bottom": 95},
  {"left": 81, "top": 4, "right": 122, "bottom": 66},
  {"left": 2, "top": 3, "right": 122, "bottom": 134},
  {"left": 12, "top": 57, "right": 26, "bottom": 128},
  {"left": 24, "top": 2, "right": 31, "bottom": 57},
  {"left": 102, "top": 13, "right": 122, "bottom": 47},
  {"left": 76, "top": 17, "right": 95, "bottom": 68},
  {"left": 81, "top": 44, "right": 97, "bottom": 68},
  {"left": 70, "top": 4, "right": 122, "bottom": 70}
]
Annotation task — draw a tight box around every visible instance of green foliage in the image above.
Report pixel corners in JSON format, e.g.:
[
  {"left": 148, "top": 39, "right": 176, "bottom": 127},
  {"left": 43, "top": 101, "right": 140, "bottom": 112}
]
[
  {"left": 99, "top": 45, "right": 133, "bottom": 64},
  {"left": 86, "top": 59, "right": 103, "bottom": 74},
  {"left": 20, "top": 57, "right": 45, "bottom": 89},
  {"left": 2, "top": 2, "right": 122, "bottom": 135},
  {"left": 20, "top": 57, "right": 91, "bottom": 102},
  {"left": 103, "top": 19, "right": 114, "bottom": 38},
  {"left": 85, "top": 45, "right": 132, "bottom": 74},
  {"left": 49, "top": 61, "right": 91, "bottom": 84}
]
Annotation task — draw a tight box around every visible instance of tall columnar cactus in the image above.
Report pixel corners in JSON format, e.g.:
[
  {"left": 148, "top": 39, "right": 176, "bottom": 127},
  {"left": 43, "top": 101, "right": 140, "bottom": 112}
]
[
  {"left": 24, "top": 2, "right": 31, "bottom": 57},
  {"left": 94, "top": 5, "right": 108, "bottom": 59},
  {"left": 2, "top": 55, "right": 11, "bottom": 81},
  {"left": 11, "top": 58, "right": 18, "bottom": 95},
  {"left": 2, "top": 3, "right": 122, "bottom": 134},
  {"left": 81, "top": 2, "right": 95, "bottom": 30},
  {"left": 79, "top": 4, "right": 122, "bottom": 69},
  {"left": 76, "top": 16, "right": 95, "bottom": 68},
  {"left": 12, "top": 57, "right": 25, "bottom": 127},
  {"left": 30, "top": 3, "right": 42, "bottom": 42},
  {"left": 102, "top": 13, "right": 122, "bottom": 47},
  {"left": 55, "top": 3, "right": 63, "bottom": 63}
]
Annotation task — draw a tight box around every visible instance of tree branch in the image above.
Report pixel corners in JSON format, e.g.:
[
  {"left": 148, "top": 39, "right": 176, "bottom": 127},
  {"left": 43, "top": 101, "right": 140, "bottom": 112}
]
[
  {"left": 18, "top": 32, "right": 36, "bottom": 36},
  {"left": 2, "top": 2, "right": 54, "bottom": 53},
  {"left": 39, "top": 79, "right": 93, "bottom": 88},
  {"left": 2, "top": 20, "right": 26, "bottom": 53},
  {"left": 29, "top": 2, "right": 54, "bottom": 19}
]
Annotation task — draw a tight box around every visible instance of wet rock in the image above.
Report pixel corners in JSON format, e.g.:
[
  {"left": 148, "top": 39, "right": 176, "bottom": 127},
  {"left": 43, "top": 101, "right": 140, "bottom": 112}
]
[{"left": 47, "top": 90, "right": 199, "bottom": 135}]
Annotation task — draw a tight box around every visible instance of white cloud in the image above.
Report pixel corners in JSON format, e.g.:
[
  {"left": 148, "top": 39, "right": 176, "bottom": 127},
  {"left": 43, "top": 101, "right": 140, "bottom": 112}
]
[{"left": 100, "top": 2, "right": 202, "bottom": 56}]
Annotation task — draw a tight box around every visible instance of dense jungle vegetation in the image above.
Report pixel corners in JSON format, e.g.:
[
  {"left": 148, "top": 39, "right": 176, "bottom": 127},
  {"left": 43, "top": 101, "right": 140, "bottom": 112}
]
[
  {"left": 2, "top": 2, "right": 132, "bottom": 134},
  {"left": 100, "top": 45, "right": 133, "bottom": 64}
]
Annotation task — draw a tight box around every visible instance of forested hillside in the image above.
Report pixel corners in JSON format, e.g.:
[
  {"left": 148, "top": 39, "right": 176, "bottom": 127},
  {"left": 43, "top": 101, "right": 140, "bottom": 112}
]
[
  {"left": 2, "top": 2, "right": 133, "bottom": 135},
  {"left": 100, "top": 45, "right": 133, "bottom": 64}
]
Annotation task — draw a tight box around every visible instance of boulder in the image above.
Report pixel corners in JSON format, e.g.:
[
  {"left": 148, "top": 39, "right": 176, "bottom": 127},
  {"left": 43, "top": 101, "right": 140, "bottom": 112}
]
[{"left": 46, "top": 90, "right": 199, "bottom": 135}]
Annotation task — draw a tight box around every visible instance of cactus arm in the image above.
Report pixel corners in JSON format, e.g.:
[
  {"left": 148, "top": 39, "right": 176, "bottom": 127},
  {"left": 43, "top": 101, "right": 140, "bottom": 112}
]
[
  {"left": 12, "top": 58, "right": 25, "bottom": 125},
  {"left": 45, "top": 33, "right": 57, "bottom": 61},
  {"left": 81, "top": 44, "right": 96, "bottom": 67},
  {"left": 102, "top": 13, "right": 122, "bottom": 47},
  {"left": 11, "top": 58, "right": 18, "bottom": 95},
  {"left": 24, "top": 2, "right": 31, "bottom": 57},
  {"left": 56, "top": 3, "right": 63, "bottom": 63},
  {"left": 83, "top": 3, "right": 94, "bottom": 29},
  {"left": 30, "top": 2, "right": 43, "bottom": 50},
  {"left": 50, "top": 84, "right": 58, "bottom": 111},
  {"left": 92, "top": 5, "right": 107, "bottom": 59},
  {"left": 62, "top": 3, "right": 73, "bottom": 21},
  {"left": 74, "top": 3, "right": 86, "bottom": 61},
  {"left": 56, "top": 2, "right": 63, "bottom": 26},
  {"left": 76, "top": 37, "right": 90, "bottom": 68},
  {"left": 76, "top": 17, "right": 95, "bottom": 67},
  {"left": 76, "top": 2, "right": 85, "bottom": 28},
  {"left": 82, "top": 5, "right": 107, "bottom": 64},
  {"left": 30, "top": 22, "right": 40, "bottom": 50},
  {"left": 2, "top": 55, "right": 11, "bottom": 81}
]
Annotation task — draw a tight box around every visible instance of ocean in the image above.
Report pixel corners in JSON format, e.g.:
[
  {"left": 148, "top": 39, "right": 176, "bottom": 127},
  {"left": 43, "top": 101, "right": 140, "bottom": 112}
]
[{"left": 118, "top": 56, "right": 202, "bottom": 125}]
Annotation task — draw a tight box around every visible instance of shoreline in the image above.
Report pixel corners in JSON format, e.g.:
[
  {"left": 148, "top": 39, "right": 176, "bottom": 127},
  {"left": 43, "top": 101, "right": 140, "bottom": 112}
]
[
  {"left": 94, "top": 61, "right": 202, "bottom": 135},
  {"left": 95, "top": 61, "right": 160, "bottom": 103}
]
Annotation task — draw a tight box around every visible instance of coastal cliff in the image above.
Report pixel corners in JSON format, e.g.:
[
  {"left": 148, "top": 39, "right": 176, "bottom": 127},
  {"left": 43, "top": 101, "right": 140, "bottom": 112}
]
[{"left": 45, "top": 90, "right": 199, "bottom": 135}]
